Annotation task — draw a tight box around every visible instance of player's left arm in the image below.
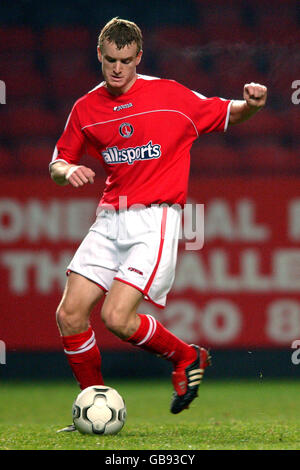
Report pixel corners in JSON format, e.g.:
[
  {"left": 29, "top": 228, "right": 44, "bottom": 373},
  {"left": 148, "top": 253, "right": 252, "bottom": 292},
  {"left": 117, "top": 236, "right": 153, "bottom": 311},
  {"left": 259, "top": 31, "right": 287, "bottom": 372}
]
[{"left": 229, "top": 82, "right": 267, "bottom": 125}]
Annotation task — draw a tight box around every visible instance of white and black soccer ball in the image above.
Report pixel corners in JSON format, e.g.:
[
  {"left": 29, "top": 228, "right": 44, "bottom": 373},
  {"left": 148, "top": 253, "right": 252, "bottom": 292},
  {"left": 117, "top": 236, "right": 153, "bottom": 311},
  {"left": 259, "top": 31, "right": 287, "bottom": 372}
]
[{"left": 72, "top": 385, "right": 127, "bottom": 435}]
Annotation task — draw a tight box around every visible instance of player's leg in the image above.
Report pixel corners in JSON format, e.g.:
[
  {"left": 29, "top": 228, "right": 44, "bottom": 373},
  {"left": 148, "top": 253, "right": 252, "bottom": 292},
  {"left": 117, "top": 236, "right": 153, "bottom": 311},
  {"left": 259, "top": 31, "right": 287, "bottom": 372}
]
[
  {"left": 102, "top": 280, "right": 196, "bottom": 359},
  {"left": 101, "top": 279, "right": 210, "bottom": 414},
  {"left": 101, "top": 280, "right": 198, "bottom": 367},
  {"left": 126, "top": 307, "right": 211, "bottom": 414},
  {"left": 103, "top": 205, "right": 211, "bottom": 413},
  {"left": 56, "top": 272, "right": 106, "bottom": 390},
  {"left": 100, "top": 279, "right": 143, "bottom": 339}
]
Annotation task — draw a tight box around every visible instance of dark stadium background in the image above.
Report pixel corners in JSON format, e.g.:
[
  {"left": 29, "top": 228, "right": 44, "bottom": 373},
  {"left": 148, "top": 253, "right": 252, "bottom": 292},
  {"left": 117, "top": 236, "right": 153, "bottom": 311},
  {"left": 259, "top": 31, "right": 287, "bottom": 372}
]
[{"left": 0, "top": 0, "right": 299, "bottom": 381}]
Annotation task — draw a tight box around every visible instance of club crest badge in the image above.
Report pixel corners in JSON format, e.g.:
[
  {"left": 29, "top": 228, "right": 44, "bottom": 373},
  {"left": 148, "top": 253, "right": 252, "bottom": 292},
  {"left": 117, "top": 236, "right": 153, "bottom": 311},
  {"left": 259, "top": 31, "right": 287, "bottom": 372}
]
[{"left": 119, "top": 122, "right": 134, "bottom": 138}]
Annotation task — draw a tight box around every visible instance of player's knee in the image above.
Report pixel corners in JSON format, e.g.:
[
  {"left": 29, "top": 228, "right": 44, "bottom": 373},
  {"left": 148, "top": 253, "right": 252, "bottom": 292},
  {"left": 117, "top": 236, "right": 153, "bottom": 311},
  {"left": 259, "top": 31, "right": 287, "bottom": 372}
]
[
  {"left": 56, "top": 303, "right": 87, "bottom": 333},
  {"left": 101, "top": 305, "right": 131, "bottom": 339}
]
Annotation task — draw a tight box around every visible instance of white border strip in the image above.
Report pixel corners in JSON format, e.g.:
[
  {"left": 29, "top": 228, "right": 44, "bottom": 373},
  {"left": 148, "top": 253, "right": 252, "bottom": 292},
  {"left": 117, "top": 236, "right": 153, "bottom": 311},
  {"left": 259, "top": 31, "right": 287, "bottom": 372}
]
[
  {"left": 137, "top": 315, "right": 157, "bottom": 346},
  {"left": 64, "top": 332, "right": 96, "bottom": 355},
  {"left": 224, "top": 100, "right": 234, "bottom": 132}
]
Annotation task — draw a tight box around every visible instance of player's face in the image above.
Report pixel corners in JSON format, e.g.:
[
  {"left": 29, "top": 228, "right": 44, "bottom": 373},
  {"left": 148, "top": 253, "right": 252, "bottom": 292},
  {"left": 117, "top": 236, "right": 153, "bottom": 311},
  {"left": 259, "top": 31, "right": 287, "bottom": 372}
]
[{"left": 98, "top": 40, "right": 142, "bottom": 96}]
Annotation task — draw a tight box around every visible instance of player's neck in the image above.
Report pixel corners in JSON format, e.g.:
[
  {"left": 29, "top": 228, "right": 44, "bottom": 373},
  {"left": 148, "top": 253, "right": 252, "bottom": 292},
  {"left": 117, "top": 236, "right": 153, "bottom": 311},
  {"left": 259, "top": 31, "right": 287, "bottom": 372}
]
[{"left": 105, "top": 74, "right": 138, "bottom": 97}]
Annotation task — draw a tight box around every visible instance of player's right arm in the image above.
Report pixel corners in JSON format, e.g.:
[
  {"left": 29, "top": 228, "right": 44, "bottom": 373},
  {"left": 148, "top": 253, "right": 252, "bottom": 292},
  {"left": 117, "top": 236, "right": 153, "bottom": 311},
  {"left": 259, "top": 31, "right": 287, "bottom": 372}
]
[
  {"left": 50, "top": 161, "right": 95, "bottom": 187},
  {"left": 50, "top": 100, "right": 95, "bottom": 188}
]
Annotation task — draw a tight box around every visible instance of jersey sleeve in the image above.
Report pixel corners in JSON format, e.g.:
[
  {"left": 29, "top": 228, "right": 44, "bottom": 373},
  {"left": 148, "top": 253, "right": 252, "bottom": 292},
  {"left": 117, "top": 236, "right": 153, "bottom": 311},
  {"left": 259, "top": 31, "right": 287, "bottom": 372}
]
[
  {"left": 179, "top": 86, "right": 232, "bottom": 136},
  {"left": 50, "top": 103, "right": 85, "bottom": 166}
]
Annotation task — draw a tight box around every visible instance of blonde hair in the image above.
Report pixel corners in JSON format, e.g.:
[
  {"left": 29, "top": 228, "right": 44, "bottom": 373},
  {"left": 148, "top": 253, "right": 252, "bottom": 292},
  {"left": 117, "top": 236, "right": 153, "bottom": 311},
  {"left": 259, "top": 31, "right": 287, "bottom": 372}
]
[{"left": 98, "top": 17, "right": 143, "bottom": 55}]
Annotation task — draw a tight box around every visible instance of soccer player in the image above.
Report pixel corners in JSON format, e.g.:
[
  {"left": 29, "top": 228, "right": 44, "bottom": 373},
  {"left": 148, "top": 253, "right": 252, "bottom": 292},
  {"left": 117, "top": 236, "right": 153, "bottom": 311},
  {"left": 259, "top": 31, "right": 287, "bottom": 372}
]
[{"left": 50, "top": 18, "right": 267, "bottom": 431}]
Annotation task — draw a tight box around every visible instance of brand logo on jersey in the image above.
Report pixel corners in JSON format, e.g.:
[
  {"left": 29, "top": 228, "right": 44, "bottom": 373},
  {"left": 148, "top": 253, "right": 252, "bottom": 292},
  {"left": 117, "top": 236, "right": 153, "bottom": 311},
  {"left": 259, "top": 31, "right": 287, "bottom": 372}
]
[
  {"left": 113, "top": 103, "right": 133, "bottom": 112},
  {"left": 119, "top": 122, "right": 134, "bottom": 138},
  {"left": 102, "top": 141, "right": 161, "bottom": 166},
  {"left": 128, "top": 267, "right": 143, "bottom": 276}
]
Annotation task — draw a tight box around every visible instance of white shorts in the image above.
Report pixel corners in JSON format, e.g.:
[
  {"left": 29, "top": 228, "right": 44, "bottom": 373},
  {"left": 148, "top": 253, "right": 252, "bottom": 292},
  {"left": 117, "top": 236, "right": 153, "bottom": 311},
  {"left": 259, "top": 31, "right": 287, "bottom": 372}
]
[{"left": 67, "top": 205, "right": 181, "bottom": 308}]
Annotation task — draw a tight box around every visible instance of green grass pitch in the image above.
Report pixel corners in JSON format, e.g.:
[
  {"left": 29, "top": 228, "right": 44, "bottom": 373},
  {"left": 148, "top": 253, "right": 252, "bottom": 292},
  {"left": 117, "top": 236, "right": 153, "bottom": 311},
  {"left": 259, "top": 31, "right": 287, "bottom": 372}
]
[{"left": 0, "top": 379, "right": 300, "bottom": 450}]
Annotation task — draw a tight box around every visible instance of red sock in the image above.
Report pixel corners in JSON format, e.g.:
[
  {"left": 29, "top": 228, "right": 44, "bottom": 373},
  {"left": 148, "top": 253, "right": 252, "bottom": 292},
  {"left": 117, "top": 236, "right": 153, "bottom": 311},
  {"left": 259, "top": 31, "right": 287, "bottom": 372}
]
[
  {"left": 62, "top": 326, "right": 104, "bottom": 390},
  {"left": 126, "top": 314, "right": 197, "bottom": 370}
]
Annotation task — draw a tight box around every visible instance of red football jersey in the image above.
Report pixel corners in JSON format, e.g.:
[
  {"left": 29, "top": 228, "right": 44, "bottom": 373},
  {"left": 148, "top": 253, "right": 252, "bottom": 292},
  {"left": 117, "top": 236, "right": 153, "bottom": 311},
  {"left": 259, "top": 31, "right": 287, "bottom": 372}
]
[{"left": 51, "top": 74, "right": 232, "bottom": 209}]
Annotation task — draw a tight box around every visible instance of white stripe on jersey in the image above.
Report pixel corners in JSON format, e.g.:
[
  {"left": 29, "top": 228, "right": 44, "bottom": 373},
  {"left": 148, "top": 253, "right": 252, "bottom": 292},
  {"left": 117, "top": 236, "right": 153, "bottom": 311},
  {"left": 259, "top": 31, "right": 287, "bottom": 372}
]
[
  {"left": 192, "top": 90, "right": 230, "bottom": 101},
  {"left": 88, "top": 81, "right": 106, "bottom": 93},
  {"left": 224, "top": 100, "right": 233, "bottom": 132},
  {"left": 49, "top": 145, "right": 70, "bottom": 166},
  {"left": 193, "top": 90, "right": 233, "bottom": 132},
  {"left": 137, "top": 74, "right": 161, "bottom": 81},
  {"left": 81, "top": 109, "right": 199, "bottom": 137},
  {"left": 192, "top": 90, "right": 207, "bottom": 99}
]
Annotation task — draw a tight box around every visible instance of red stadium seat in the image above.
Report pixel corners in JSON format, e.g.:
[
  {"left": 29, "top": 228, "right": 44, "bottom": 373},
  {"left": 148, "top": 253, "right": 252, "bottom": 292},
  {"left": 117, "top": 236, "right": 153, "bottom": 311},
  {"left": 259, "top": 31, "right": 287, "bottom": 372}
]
[
  {"left": 0, "top": 146, "right": 16, "bottom": 174},
  {"left": 156, "top": 50, "right": 217, "bottom": 95},
  {"left": 244, "top": 144, "right": 300, "bottom": 173},
  {"left": 191, "top": 143, "right": 242, "bottom": 174},
  {"left": 199, "top": 4, "right": 241, "bottom": 27},
  {"left": 229, "top": 109, "right": 286, "bottom": 138},
  {"left": 271, "top": 62, "right": 299, "bottom": 99},
  {"left": 46, "top": 51, "right": 92, "bottom": 78},
  {"left": 42, "top": 27, "right": 92, "bottom": 51},
  {"left": 50, "top": 71, "right": 99, "bottom": 99},
  {"left": 284, "top": 107, "right": 299, "bottom": 137},
  {"left": 153, "top": 26, "right": 205, "bottom": 47},
  {"left": 5, "top": 105, "right": 60, "bottom": 138},
  {"left": 158, "top": 53, "right": 199, "bottom": 86},
  {"left": 201, "top": 24, "right": 256, "bottom": 44},
  {"left": 16, "top": 139, "right": 54, "bottom": 174},
  {"left": 0, "top": 27, "right": 36, "bottom": 51},
  {"left": 1, "top": 70, "right": 46, "bottom": 98},
  {"left": 1, "top": 51, "right": 37, "bottom": 75},
  {"left": 214, "top": 62, "right": 267, "bottom": 98},
  {"left": 257, "top": 13, "right": 299, "bottom": 45},
  {"left": 16, "top": 140, "right": 105, "bottom": 177}
]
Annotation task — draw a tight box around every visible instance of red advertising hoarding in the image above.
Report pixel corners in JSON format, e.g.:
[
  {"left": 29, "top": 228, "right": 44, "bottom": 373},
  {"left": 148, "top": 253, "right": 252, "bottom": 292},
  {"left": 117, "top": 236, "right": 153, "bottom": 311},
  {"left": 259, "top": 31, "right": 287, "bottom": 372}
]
[{"left": 1, "top": 176, "right": 300, "bottom": 350}]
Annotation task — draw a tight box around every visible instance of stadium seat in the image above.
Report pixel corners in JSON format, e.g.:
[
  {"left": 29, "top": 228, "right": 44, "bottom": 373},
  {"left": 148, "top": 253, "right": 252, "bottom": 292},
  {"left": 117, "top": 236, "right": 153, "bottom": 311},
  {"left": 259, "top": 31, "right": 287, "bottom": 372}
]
[
  {"left": 56, "top": 96, "right": 79, "bottom": 118},
  {"left": 46, "top": 51, "right": 92, "bottom": 78},
  {"left": 156, "top": 50, "right": 217, "bottom": 95},
  {"left": 198, "top": 3, "right": 242, "bottom": 28},
  {"left": 0, "top": 27, "right": 36, "bottom": 51},
  {"left": 153, "top": 26, "right": 205, "bottom": 47},
  {"left": 49, "top": 71, "right": 100, "bottom": 99},
  {"left": 191, "top": 143, "right": 243, "bottom": 174},
  {"left": 1, "top": 70, "right": 46, "bottom": 98},
  {"left": 257, "top": 12, "right": 299, "bottom": 45},
  {"left": 158, "top": 54, "right": 201, "bottom": 88},
  {"left": 201, "top": 24, "right": 256, "bottom": 44},
  {"left": 243, "top": 144, "right": 300, "bottom": 173},
  {"left": 42, "top": 27, "right": 92, "bottom": 51},
  {"left": 213, "top": 59, "right": 265, "bottom": 97},
  {"left": 282, "top": 107, "right": 299, "bottom": 139},
  {"left": 229, "top": 109, "right": 286, "bottom": 138},
  {"left": 1, "top": 51, "right": 37, "bottom": 75},
  {"left": 0, "top": 146, "right": 16, "bottom": 174},
  {"left": 16, "top": 139, "right": 55, "bottom": 174},
  {"left": 271, "top": 60, "right": 299, "bottom": 102},
  {"left": 5, "top": 105, "right": 60, "bottom": 138}
]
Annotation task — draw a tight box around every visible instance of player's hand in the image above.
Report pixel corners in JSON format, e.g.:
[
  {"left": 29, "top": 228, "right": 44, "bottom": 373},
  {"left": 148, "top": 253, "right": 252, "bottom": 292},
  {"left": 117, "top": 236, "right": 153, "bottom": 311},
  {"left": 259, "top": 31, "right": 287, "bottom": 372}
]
[
  {"left": 243, "top": 82, "right": 267, "bottom": 109},
  {"left": 65, "top": 165, "right": 95, "bottom": 187}
]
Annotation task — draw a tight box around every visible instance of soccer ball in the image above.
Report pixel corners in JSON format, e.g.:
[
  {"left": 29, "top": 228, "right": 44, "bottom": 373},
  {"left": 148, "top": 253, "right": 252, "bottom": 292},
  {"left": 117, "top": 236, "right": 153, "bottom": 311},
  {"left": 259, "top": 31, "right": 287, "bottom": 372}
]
[{"left": 72, "top": 385, "right": 127, "bottom": 435}]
